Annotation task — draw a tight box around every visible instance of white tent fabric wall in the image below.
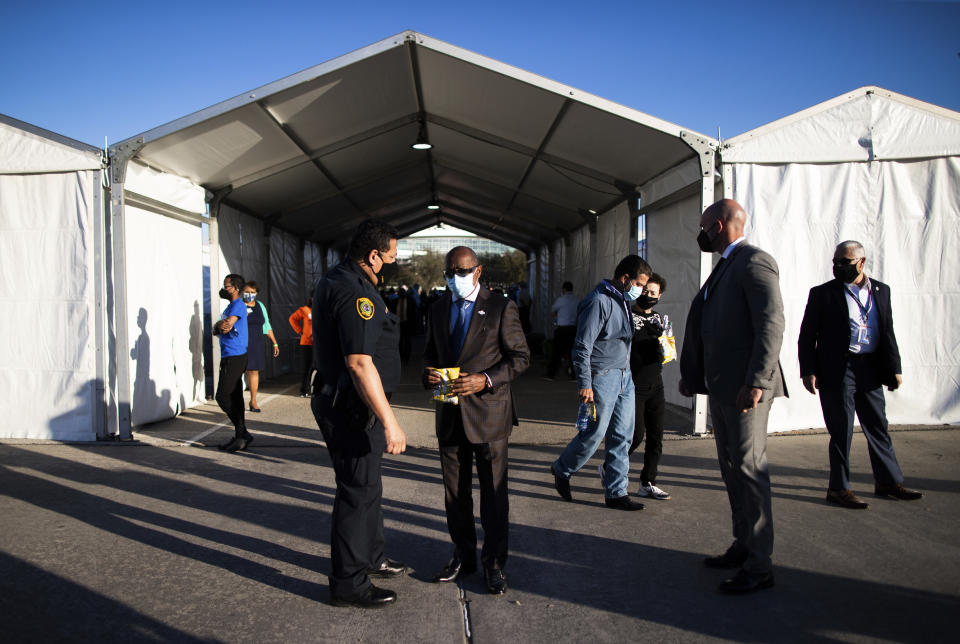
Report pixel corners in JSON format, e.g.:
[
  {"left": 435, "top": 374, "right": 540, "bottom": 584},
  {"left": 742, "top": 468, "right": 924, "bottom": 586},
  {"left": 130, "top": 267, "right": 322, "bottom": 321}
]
[
  {"left": 0, "top": 170, "right": 99, "bottom": 440},
  {"left": 645, "top": 193, "right": 705, "bottom": 409},
  {"left": 125, "top": 206, "right": 205, "bottom": 425},
  {"left": 567, "top": 224, "right": 591, "bottom": 296},
  {"left": 595, "top": 202, "right": 633, "bottom": 282},
  {"left": 732, "top": 158, "right": 960, "bottom": 431},
  {"left": 123, "top": 162, "right": 207, "bottom": 426}
]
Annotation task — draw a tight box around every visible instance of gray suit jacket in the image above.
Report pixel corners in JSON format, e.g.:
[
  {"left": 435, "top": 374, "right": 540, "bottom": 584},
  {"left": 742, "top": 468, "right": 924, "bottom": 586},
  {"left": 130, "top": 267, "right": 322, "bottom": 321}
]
[{"left": 680, "top": 243, "right": 788, "bottom": 406}]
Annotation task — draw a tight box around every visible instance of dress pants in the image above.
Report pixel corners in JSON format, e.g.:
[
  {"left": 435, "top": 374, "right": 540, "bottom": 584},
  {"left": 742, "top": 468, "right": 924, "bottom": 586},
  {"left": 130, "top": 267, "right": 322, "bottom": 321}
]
[
  {"left": 311, "top": 394, "right": 387, "bottom": 599},
  {"left": 439, "top": 411, "right": 509, "bottom": 570},
  {"left": 710, "top": 397, "right": 774, "bottom": 574},
  {"left": 546, "top": 325, "right": 576, "bottom": 378},
  {"left": 299, "top": 345, "right": 314, "bottom": 395},
  {"left": 215, "top": 354, "right": 247, "bottom": 437},
  {"left": 818, "top": 353, "right": 903, "bottom": 491},
  {"left": 629, "top": 379, "right": 665, "bottom": 485}
]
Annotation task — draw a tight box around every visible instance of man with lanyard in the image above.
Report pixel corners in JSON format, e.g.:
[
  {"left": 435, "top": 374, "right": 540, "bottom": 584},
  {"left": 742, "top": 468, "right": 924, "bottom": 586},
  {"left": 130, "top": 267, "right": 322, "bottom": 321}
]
[
  {"left": 311, "top": 219, "right": 408, "bottom": 608},
  {"left": 799, "top": 241, "right": 922, "bottom": 509},
  {"left": 550, "top": 255, "right": 651, "bottom": 511}
]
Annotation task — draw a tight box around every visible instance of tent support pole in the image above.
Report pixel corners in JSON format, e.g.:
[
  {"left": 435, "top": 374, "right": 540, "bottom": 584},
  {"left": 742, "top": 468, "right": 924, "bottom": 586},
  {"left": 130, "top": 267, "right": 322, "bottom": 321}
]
[
  {"left": 106, "top": 138, "right": 143, "bottom": 439},
  {"left": 93, "top": 168, "right": 108, "bottom": 439},
  {"left": 207, "top": 188, "right": 230, "bottom": 397},
  {"left": 681, "top": 131, "right": 717, "bottom": 436}
]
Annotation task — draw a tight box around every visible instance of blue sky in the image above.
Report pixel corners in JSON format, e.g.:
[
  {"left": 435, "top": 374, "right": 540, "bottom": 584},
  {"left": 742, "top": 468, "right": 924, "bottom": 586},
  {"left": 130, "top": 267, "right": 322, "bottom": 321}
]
[{"left": 1, "top": 0, "right": 957, "bottom": 147}]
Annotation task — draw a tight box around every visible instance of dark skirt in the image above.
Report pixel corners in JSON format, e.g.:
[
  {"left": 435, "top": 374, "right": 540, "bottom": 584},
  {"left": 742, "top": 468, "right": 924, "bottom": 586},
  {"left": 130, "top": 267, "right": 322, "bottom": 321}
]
[{"left": 246, "top": 303, "right": 266, "bottom": 371}]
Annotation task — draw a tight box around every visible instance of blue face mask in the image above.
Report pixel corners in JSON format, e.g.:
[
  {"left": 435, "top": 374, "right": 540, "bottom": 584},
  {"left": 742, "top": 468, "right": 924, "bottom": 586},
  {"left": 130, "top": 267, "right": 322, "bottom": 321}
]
[
  {"left": 445, "top": 274, "right": 476, "bottom": 300},
  {"left": 242, "top": 292, "right": 256, "bottom": 303},
  {"left": 624, "top": 283, "right": 644, "bottom": 302}
]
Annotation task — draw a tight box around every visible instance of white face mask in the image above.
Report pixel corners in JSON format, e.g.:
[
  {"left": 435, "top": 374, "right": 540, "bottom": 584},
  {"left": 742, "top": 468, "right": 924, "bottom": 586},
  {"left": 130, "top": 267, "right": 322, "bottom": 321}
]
[
  {"left": 445, "top": 274, "right": 476, "bottom": 300},
  {"left": 624, "top": 282, "right": 644, "bottom": 302}
]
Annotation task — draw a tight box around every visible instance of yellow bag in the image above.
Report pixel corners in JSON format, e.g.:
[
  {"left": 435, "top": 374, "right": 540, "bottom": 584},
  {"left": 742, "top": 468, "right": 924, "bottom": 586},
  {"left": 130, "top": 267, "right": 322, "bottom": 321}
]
[
  {"left": 659, "top": 315, "right": 677, "bottom": 365},
  {"left": 430, "top": 367, "right": 461, "bottom": 405}
]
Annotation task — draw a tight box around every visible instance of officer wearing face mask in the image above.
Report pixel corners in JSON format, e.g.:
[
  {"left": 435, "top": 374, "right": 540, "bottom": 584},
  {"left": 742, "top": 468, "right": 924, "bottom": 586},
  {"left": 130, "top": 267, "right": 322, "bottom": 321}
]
[
  {"left": 798, "top": 240, "right": 921, "bottom": 510},
  {"left": 311, "top": 219, "right": 407, "bottom": 609},
  {"left": 551, "top": 255, "right": 651, "bottom": 511}
]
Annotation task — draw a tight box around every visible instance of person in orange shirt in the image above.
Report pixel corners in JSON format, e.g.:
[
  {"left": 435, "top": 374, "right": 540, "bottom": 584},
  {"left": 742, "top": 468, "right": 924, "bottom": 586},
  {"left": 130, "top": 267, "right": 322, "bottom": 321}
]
[{"left": 289, "top": 298, "right": 314, "bottom": 397}]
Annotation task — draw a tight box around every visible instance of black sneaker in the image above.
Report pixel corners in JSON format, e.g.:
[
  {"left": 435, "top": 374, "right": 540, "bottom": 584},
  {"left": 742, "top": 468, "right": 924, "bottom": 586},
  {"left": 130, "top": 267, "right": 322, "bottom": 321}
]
[{"left": 604, "top": 495, "right": 644, "bottom": 511}]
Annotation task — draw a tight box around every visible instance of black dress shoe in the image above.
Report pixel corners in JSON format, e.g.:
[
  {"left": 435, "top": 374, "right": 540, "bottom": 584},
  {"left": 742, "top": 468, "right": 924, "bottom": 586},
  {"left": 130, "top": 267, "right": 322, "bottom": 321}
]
[
  {"left": 432, "top": 556, "right": 476, "bottom": 583},
  {"left": 874, "top": 483, "right": 923, "bottom": 500},
  {"left": 218, "top": 437, "right": 245, "bottom": 453},
  {"left": 826, "top": 488, "right": 869, "bottom": 509},
  {"left": 704, "top": 544, "right": 749, "bottom": 569},
  {"left": 484, "top": 567, "right": 507, "bottom": 595},
  {"left": 369, "top": 557, "right": 407, "bottom": 578},
  {"left": 331, "top": 584, "right": 397, "bottom": 608},
  {"left": 604, "top": 495, "right": 644, "bottom": 511},
  {"left": 718, "top": 569, "right": 774, "bottom": 594},
  {"left": 551, "top": 465, "right": 572, "bottom": 501}
]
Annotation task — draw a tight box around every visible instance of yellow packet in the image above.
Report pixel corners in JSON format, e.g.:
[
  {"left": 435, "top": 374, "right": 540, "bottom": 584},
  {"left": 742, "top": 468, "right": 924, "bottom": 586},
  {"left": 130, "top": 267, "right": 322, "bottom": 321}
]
[{"left": 430, "top": 367, "right": 461, "bottom": 405}]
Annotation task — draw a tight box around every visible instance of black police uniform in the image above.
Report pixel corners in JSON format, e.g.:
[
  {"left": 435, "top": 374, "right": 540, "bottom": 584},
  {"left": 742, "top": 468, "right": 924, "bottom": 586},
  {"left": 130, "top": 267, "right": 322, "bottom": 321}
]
[{"left": 311, "top": 259, "right": 400, "bottom": 601}]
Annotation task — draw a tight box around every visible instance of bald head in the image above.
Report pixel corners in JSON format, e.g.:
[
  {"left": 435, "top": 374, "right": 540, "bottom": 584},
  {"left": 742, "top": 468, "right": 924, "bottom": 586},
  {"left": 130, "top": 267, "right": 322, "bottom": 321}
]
[
  {"left": 699, "top": 199, "right": 747, "bottom": 253},
  {"left": 446, "top": 246, "right": 479, "bottom": 266}
]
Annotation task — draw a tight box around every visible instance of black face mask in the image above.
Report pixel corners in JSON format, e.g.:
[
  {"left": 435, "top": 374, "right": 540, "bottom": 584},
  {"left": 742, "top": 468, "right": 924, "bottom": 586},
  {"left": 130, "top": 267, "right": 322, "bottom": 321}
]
[
  {"left": 376, "top": 259, "right": 399, "bottom": 284},
  {"left": 833, "top": 262, "right": 860, "bottom": 283},
  {"left": 218, "top": 288, "right": 231, "bottom": 300},
  {"left": 697, "top": 228, "right": 715, "bottom": 253},
  {"left": 637, "top": 295, "right": 659, "bottom": 310}
]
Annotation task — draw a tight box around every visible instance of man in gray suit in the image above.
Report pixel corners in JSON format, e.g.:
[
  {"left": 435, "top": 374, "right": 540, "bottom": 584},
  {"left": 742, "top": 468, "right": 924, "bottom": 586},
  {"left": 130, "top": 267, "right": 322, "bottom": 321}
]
[{"left": 679, "top": 199, "right": 787, "bottom": 594}]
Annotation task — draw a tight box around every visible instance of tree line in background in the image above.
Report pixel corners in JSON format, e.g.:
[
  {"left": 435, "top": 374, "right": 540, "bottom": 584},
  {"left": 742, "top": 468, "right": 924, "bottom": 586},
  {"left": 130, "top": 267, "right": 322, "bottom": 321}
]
[{"left": 386, "top": 249, "right": 528, "bottom": 290}]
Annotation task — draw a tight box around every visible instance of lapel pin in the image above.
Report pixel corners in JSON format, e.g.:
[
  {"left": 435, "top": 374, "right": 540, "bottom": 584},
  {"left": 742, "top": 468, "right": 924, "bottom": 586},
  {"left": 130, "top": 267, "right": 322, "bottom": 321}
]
[{"left": 478, "top": 310, "right": 486, "bottom": 316}]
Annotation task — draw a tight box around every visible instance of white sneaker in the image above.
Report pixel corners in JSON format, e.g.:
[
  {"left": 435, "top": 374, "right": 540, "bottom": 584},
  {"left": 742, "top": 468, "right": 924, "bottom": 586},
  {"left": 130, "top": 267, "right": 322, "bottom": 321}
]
[{"left": 637, "top": 482, "right": 671, "bottom": 500}]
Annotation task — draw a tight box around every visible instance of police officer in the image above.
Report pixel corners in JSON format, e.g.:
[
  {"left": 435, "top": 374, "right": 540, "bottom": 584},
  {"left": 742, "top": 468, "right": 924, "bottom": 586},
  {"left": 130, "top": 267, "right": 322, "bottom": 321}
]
[{"left": 311, "top": 219, "right": 408, "bottom": 608}]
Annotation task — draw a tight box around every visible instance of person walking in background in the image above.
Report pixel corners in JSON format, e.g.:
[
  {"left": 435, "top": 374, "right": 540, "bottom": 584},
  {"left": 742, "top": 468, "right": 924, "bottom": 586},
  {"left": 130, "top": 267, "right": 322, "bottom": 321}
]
[
  {"left": 242, "top": 281, "right": 279, "bottom": 413},
  {"left": 798, "top": 241, "right": 922, "bottom": 509},
  {"left": 515, "top": 282, "right": 532, "bottom": 334},
  {"left": 628, "top": 273, "right": 670, "bottom": 500},
  {"left": 550, "top": 255, "right": 651, "bottom": 511},
  {"left": 214, "top": 273, "right": 252, "bottom": 453},
  {"left": 423, "top": 246, "right": 530, "bottom": 595},
  {"left": 544, "top": 281, "right": 578, "bottom": 381},
  {"left": 289, "top": 298, "right": 314, "bottom": 397},
  {"left": 678, "top": 199, "right": 787, "bottom": 594}
]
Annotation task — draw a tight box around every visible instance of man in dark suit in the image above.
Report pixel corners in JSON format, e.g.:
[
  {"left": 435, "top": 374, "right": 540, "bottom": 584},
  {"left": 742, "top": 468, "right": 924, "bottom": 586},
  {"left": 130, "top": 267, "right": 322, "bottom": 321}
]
[
  {"left": 798, "top": 241, "right": 922, "bottom": 509},
  {"left": 679, "top": 199, "right": 787, "bottom": 594},
  {"left": 422, "top": 246, "right": 530, "bottom": 595}
]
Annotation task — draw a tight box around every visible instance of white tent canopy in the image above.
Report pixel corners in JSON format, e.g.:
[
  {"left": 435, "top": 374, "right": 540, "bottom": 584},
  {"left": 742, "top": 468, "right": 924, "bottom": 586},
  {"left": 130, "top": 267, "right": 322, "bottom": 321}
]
[
  {"left": 104, "top": 30, "right": 717, "bottom": 437},
  {"left": 0, "top": 115, "right": 104, "bottom": 440}
]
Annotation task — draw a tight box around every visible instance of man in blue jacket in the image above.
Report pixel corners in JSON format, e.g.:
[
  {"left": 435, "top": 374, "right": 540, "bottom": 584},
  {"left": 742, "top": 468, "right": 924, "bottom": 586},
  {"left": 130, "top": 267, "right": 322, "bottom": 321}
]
[{"left": 551, "top": 255, "right": 651, "bottom": 510}]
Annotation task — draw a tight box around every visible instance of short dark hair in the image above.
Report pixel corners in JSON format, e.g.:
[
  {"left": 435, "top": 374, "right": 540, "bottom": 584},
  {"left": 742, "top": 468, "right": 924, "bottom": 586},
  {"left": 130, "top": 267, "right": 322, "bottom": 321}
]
[
  {"left": 646, "top": 272, "right": 666, "bottom": 295},
  {"left": 562, "top": 281, "right": 573, "bottom": 292},
  {"left": 612, "top": 255, "right": 652, "bottom": 281},
  {"left": 225, "top": 273, "right": 244, "bottom": 291},
  {"left": 348, "top": 219, "right": 399, "bottom": 260},
  {"left": 244, "top": 280, "right": 259, "bottom": 292}
]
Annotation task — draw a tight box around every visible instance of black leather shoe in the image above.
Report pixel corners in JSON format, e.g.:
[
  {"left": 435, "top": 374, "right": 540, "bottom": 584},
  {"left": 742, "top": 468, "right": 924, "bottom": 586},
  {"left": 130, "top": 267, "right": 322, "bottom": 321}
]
[
  {"left": 369, "top": 557, "right": 407, "bottom": 578},
  {"left": 874, "top": 483, "right": 923, "bottom": 500},
  {"left": 551, "top": 465, "right": 572, "bottom": 502},
  {"left": 484, "top": 567, "right": 507, "bottom": 595},
  {"left": 704, "top": 544, "right": 749, "bottom": 569},
  {"left": 718, "top": 569, "right": 774, "bottom": 594},
  {"left": 218, "top": 437, "right": 245, "bottom": 453},
  {"left": 604, "top": 495, "right": 644, "bottom": 511},
  {"left": 432, "top": 556, "right": 476, "bottom": 583},
  {"left": 331, "top": 584, "right": 397, "bottom": 608},
  {"left": 826, "top": 488, "right": 869, "bottom": 509}
]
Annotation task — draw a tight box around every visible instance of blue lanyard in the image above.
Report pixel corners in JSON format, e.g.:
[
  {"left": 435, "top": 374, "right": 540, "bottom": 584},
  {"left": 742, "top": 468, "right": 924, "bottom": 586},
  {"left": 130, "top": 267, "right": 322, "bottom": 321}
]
[{"left": 845, "top": 285, "right": 872, "bottom": 324}]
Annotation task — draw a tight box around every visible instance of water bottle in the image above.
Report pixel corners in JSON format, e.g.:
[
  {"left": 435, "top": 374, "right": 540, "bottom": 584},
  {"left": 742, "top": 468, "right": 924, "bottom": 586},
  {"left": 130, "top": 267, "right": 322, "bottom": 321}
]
[
  {"left": 664, "top": 314, "right": 673, "bottom": 337},
  {"left": 576, "top": 402, "right": 596, "bottom": 432}
]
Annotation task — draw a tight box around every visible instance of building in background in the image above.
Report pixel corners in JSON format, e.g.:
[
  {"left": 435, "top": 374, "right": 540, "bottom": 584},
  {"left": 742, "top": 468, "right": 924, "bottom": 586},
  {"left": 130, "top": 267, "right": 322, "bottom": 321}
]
[{"left": 397, "top": 224, "right": 515, "bottom": 259}]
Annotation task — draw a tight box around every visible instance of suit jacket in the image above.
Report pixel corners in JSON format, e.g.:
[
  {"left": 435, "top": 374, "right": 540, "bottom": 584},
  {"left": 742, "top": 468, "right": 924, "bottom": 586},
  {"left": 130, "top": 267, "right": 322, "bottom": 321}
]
[
  {"left": 423, "top": 286, "right": 531, "bottom": 444},
  {"left": 679, "top": 243, "right": 788, "bottom": 406},
  {"left": 798, "top": 277, "right": 901, "bottom": 389}
]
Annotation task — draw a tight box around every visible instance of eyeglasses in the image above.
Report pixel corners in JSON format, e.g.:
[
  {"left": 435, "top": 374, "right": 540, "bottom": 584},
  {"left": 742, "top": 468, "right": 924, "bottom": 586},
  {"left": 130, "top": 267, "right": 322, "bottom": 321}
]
[
  {"left": 443, "top": 265, "right": 478, "bottom": 279},
  {"left": 832, "top": 257, "right": 862, "bottom": 266}
]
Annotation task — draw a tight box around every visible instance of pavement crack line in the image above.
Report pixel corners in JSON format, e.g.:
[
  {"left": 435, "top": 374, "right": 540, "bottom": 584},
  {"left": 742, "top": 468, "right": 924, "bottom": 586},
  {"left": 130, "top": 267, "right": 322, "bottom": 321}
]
[{"left": 458, "top": 584, "right": 474, "bottom": 644}]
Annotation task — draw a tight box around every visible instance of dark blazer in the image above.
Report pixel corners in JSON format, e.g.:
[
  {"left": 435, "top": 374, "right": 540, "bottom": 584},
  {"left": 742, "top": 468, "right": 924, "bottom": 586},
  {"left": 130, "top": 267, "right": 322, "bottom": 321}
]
[
  {"left": 423, "top": 286, "right": 531, "bottom": 444},
  {"left": 798, "top": 278, "right": 902, "bottom": 389},
  {"left": 679, "top": 243, "right": 788, "bottom": 405}
]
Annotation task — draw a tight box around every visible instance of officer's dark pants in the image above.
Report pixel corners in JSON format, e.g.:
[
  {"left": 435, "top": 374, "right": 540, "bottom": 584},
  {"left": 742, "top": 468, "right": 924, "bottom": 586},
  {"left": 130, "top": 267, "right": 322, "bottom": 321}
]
[
  {"left": 311, "top": 394, "right": 387, "bottom": 600},
  {"left": 215, "top": 354, "right": 247, "bottom": 437},
  {"left": 629, "top": 379, "right": 665, "bottom": 485},
  {"left": 819, "top": 353, "right": 903, "bottom": 491},
  {"left": 439, "top": 411, "right": 509, "bottom": 571},
  {"left": 546, "top": 325, "right": 575, "bottom": 379}
]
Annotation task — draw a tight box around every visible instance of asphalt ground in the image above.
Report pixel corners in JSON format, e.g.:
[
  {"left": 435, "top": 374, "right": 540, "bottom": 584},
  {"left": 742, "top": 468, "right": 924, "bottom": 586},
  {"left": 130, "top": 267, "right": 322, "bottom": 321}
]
[{"left": 2, "top": 349, "right": 958, "bottom": 643}]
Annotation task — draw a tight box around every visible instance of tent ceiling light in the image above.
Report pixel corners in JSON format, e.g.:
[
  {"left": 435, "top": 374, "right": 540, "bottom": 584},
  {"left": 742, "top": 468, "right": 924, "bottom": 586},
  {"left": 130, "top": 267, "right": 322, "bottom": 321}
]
[{"left": 411, "top": 121, "right": 432, "bottom": 150}]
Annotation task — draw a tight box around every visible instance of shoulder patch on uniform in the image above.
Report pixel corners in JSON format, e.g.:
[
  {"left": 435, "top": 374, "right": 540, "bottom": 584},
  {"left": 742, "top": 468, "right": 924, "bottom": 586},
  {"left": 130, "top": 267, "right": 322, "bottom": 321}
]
[{"left": 356, "top": 297, "right": 375, "bottom": 320}]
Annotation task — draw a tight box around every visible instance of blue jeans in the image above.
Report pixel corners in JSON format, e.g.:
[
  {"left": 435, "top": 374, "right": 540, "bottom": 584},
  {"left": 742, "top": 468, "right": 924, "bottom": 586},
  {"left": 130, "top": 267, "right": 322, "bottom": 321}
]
[{"left": 553, "top": 367, "right": 635, "bottom": 498}]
